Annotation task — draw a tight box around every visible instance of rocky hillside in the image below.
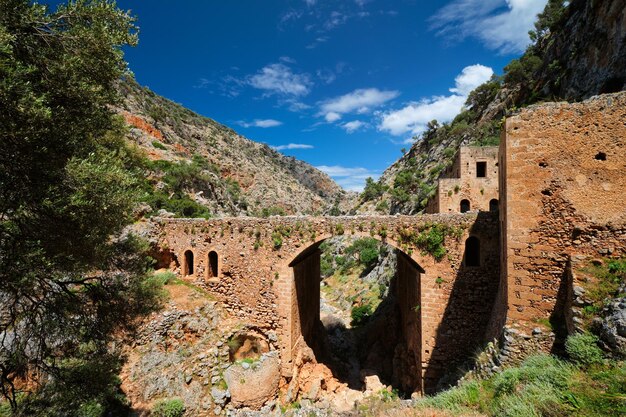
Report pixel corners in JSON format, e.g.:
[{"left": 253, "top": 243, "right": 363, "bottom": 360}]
[
  {"left": 117, "top": 79, "right": 349, "bottom": 218},
  {"left": 354, "top": 0, "right": 626, "bottom": 215}
]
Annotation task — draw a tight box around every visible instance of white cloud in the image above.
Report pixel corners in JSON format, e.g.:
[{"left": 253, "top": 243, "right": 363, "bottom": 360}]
[
  {"left": 450, "top": 64, "right": 495, "bottom": 95},
  {"left": 342, "top": 120, "right": 366, "bottom": 133},
  {"left": 325, "top": 112, "right": 342, "bottom": 122},
  {"left": 272, "top": 143, "right": 314, "bottom": 150},
  {"left": 430, "top": 0, "right": 547, "bottom": 54},
  {"left": 238, "top": 119, "right": 283, "bottom": 128},
  {"left": 379, "top": 95, "right": 466, "bottom": 136},
  {"left": 379, "top": 64, "right": 493, "bottom": 136},
  {"left": 249, "top": 63, "right": 312, "bottom": 97},
  {"left": 319, "top": 88, "right": 399, "bottom": 121},
  {"left": 316, "top": 165, "right": 380, "bottom": 192},
  {"left": 282, "top": 98, "right": 312, "bottom": 112}
]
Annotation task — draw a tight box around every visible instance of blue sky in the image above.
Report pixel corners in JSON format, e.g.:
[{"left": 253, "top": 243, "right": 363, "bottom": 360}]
[{"left": 104, "top": 0, "right": 547, "bottom": 190}]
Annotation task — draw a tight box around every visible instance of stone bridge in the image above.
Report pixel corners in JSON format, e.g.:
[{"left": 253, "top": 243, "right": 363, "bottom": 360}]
[{"left": 155, "top": 213, "right": 501, "bottom": 394}]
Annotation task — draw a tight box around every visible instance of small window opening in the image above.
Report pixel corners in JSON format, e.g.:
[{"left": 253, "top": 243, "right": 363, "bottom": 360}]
[
  {"left": 476, "top": 161, "right": 487, "bottom": 178},
  {"left": 465, "top": 236, "right": 480, "bottom": 267},
  {"left": 184, "top": 250, "right": 194, "bottom": 276},
  {"left": 595, "top": 152, "right": 606, "bottom": 161},
  {"left": 489, "top": 199, "right": 499, "bottom": 212},
  {"left": 460, "top": 199, "right": 471, "bottom": 213},
  {"left": 208, "top": 251, "right": 218, "bottom": 278}
]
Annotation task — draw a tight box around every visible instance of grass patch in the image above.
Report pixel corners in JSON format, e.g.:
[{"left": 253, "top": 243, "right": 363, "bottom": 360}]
[
  {"left": 415, "top": 354, "right": 626, "bottom": 417},
  {"left": 169, "top": 278, "right": 214, "bottom": 299},
  {"left": 152, "top": 398, "right": 184, "bottom": 417}
]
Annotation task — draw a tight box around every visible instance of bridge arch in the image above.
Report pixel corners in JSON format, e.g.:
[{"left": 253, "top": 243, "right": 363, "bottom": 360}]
[{"left": 277, "top": 234, "right": 431, "bottom": 395}]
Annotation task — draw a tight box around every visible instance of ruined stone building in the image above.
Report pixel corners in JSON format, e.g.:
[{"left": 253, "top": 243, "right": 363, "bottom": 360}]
[{"left": 425, "top": 146, "right": 499, "bottom": 215}]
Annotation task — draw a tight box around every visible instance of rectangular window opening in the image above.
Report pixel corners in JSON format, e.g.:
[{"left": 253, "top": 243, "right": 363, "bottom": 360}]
[{"left": 476, "top": 161, "right": 487, "bottom": 178}]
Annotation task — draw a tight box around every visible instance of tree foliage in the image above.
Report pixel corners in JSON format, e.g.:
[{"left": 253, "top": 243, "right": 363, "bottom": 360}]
[
  {"left": 361, "top": 177, "right": 387, "bottom": 202},
  {"left": 0, "top": 0, "right": 158, "bottom": 413},
  {"left": 529, "top": 0, "right": 568, "bottom": 42}
]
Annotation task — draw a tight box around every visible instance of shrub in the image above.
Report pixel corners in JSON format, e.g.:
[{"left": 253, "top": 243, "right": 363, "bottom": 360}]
[
  {"left": 565, "top": 332, "right": 603, "bottom": 367},
  {"left": 351, "top": 304, "right": 373, "bottom": 326},
  {"left": 271, "top": 232, "right": 283, "bottom": 250},
  {"left": 414, "top": 225, "right": 447, "bottom": 261},
  {"left": 361, "top": 177, "right": 387, "bottom": 202},
  {"left": 149, "top": 271, "right": 176, "bottom": 286},
  {"left": 152, "top": 398, "right": 185, "bottom": 417},
  {"left": 346, "top": 238, "right": 380, "bottom": 269},
  {"left": 151, "top": 140, "right": 167, "bottom": 150}
]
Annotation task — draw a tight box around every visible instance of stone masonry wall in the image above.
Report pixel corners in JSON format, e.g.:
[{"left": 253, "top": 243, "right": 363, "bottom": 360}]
[
  {"left": 501, "top": 92, "right": 626, "bottom": 330},
  {"left": 155, "top": 213, "right": 500, "bottom": 391}
]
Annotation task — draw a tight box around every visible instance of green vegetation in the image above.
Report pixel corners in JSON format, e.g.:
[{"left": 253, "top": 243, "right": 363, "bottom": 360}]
[
  {"left": 148, "top": 271, "right": 176, "bottom": 286},
  {"left": 140, "top": 156, "right": 213, "bottom": 218},
  {"left": 398, "top": 224, "right": 462, "bottom": 261},
  {"left": 320, "top": 237, "right": 393, "bottom": 326},
  {"left": 418, "top": 354, "right": 626, "bottom": 417},
  {"left": 152, "top": 398, "right": 185, "bottom": 417},
  {"left": 151, "top": 140, "right": 167, "bottom": 150},
  {"left": 566, "top": 332, "right": 604, "bottom": 367},
  {"left": 271, "top": 231, "right": 283, "bottom": 249},
  {"left": 361, "top": 177, "right": 388, "bottom": 202},
  {"left": 321, "top": 238, "right": 385, "bottom": 277},
  {"left": 0, "top": 0, "right": 163, "bottom": 414},
  {"left": 346, "top": 238, "right": 383, "bottom": 269},
  {"left": 260, "top": 205, "right": 286, "bottom": 217},
  {"left": 351, "top": 304, "right": 373, "bottom": 326},
  {"left": 578, "top": 258, "right": 626, "bottom": 325}
]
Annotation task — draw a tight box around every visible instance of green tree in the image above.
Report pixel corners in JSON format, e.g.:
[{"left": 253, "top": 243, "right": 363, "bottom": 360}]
[
  {"left": 0, "top": 0, "right": 157, "bottom": 413},
  {"left": 361, "top": 177, "right": 387, "bottom": 202},
  {"left": 529, "top": 0, "right": 568, "bottom": 42}
]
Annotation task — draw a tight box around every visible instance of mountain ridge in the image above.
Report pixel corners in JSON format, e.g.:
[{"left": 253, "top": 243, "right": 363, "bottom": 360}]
[{"left": 117, "top": 78, "right": 353, "bottom": 218}]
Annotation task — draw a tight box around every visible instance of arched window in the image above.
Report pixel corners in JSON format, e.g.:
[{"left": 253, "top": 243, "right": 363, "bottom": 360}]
[
  {"left": 184, "top": 250, "right": 194, "bottom": 276},
  {"left": 460, "top": 199, "right": 471, "bottom": 213},
  {"left": 208, "top": 251, "right": 218, "bottom": 278},
  {"left": 489, "top": 199, "right": 499, "bottom": 212},
  {"left": 465, "top": 237, "right": 480, "bottom": 267}
]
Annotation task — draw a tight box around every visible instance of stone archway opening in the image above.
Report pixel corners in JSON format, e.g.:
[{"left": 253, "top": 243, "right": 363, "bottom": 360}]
[
  {"left": 288, "top": 236, "right": 424, "bottom": 397},
  {"left": 460, "top": 199, "right": 471, "bottom": 213},
  {"left": 183, "top": 250, "right": 194, "bottom": 276},
  {"left": 208, "top": 250, "right": 218, "bottom": 278}
]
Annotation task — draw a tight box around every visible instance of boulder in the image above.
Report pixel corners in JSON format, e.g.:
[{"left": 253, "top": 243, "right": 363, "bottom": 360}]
[{"left": 223, "top": 351, "right": 280, "bottom": 409}]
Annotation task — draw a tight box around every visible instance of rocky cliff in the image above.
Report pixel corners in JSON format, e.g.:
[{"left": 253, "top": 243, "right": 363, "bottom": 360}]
[
  {"left": 117, "top": 79, "right": 348, "bottom": 217},
  {"left": 534, "top": 0, "right": 626, "bottom": 100}
]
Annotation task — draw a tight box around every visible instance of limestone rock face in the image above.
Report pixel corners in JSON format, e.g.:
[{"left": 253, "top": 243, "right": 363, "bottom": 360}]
[
  {"left": 536, "top": 0, "right": 626, "bottom": 100},
  {"left": 223, "top": 351, "right": 281, "bottom": 409},
  {"left": 593, "top": 291, "right": 626, "bottom": 356}
]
